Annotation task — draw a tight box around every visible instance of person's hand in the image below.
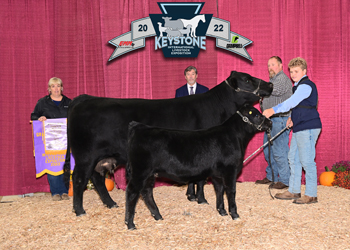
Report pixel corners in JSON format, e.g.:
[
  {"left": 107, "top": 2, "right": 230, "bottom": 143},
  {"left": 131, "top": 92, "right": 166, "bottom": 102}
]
[
  {"left": 286, "top": 117, "right": 293, "bottom": 128},
  {"left": 38, "top": 116, "right": 47, "bottom": 122},
  {"left": 262, "top": 108, "right": 275, "bottom": 118}
]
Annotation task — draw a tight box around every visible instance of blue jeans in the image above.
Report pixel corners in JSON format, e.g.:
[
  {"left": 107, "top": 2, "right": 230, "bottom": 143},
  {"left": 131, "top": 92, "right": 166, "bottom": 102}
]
[
  {"left": 263, "top": 116, "right": 290, "bottom": 185},
  {"left": 288, "top": 128, "right": 321, "bottom": 197},
  {"left": 47, "top": 174, "right": 68, "bottom": 196}
]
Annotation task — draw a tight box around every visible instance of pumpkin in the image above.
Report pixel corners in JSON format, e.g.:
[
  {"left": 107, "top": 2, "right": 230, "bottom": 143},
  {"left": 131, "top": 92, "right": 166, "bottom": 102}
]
[
  {"left": 319, "top": 167, "right": 335, "bottom": 186},
  {"left": 105, "top": 178, "right": 115, "bottom": 191},
  {"left": 68, "top": 180, "right": 73, "bottom": 196}
]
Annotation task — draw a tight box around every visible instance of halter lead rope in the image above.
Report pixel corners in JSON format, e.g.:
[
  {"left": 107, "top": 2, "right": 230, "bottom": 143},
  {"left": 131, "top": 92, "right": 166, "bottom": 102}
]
[{"left": 236, "top": 110, "right": 274, "bottom": 199}]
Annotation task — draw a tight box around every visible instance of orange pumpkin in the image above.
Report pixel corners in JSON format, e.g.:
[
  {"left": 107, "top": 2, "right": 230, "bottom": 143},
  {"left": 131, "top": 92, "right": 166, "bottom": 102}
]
[
  {"left": 319, "top": 169, "right": 335, "bottom": 186},
  {"left": 105, "top": 178, "right": 114, "bottom": 191},
  {"left": 68, "top": 180, "right": 73, "bottom": 196}
]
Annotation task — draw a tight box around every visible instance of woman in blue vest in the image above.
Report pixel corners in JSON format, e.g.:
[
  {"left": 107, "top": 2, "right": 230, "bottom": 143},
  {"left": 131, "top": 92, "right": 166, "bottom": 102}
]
[
  {"left": 31, "top": 77, "right": 71, "bottom": 201},
  {"left": 263, "top": 57, "right": 322, "bottom": 204}
]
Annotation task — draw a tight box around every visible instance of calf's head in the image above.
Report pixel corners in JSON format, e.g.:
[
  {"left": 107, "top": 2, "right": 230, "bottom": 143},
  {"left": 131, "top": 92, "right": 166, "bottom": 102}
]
[
  {"left": 236, "top": 105, "right": 272, "bottom": 132},
  {"left": 226, "top": 71, "right": 273, "bottom": 102}
]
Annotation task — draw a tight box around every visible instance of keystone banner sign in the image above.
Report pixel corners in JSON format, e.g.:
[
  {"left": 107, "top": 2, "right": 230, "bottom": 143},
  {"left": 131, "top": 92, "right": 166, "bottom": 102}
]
[{"left": 108, "top": 2, "right": 253, "bottom": 61}]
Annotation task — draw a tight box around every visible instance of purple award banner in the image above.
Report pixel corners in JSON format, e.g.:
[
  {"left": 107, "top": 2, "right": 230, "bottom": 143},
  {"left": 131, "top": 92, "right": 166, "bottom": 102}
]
[{"left": 32, "top": 118, "right": 75, "bottom": 178}]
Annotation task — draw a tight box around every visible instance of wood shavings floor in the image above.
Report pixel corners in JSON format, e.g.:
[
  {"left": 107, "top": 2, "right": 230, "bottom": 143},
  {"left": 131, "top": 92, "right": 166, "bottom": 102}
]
[{"left": 1, "top": 182, "right": 349, "bottom": 249}]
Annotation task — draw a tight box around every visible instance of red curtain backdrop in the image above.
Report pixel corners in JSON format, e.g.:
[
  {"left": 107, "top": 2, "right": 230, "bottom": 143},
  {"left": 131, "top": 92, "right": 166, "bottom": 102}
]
[{"left": 0, "top": 0, "right": 349, "bottom": 195}]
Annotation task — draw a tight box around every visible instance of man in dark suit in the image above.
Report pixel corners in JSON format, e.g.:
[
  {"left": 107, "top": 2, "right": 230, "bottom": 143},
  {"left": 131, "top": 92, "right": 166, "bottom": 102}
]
[
  {"left": 175, "top": 66, "right": 209, "bottom": 97},
  {"left": 175, "top": 65, "right": 209, "bottom": 202}
]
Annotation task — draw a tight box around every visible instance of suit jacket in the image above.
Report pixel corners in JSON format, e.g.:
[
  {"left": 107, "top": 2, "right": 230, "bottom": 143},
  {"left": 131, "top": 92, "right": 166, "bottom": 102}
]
[{"left": 175, "top": 83, "right": 209, "bottom": 98}]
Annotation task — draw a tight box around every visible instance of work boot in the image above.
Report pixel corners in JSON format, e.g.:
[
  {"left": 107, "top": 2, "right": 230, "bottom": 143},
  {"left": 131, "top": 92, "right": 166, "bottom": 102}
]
[
  {"left": 293, "top": 195, "right": 318, "bottom": 204},
  {"left": 52, "top": 194, "right": 62, "bottom": 201},
  {"left": 61, "top": 193, "right": 69, "bottom": 200},
  {"left": 271, "top": 182, "right": 288, "bottom": 189},
  {"left": 255, "top": 177, "right": 272, "bottom": 185},
  {"left": 275, "top": 190, "right": 301, "bottom": 200}
]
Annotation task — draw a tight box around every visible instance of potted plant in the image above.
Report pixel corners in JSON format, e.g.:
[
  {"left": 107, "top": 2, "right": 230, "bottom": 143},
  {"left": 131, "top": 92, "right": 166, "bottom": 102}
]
[{"left": 330, "top": 161, "right": 350, "bottom": 189}]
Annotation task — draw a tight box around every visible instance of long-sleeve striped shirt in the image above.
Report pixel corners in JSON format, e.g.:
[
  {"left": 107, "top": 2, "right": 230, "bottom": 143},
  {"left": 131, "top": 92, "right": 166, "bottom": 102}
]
[{"left": 262, "top": 70, "right": 293, "bottom": 116}]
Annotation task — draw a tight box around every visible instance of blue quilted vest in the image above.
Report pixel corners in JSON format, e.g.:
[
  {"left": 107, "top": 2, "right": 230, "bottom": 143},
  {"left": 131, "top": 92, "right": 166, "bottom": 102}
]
[{"left": 291, "top": 76, "right": 322, "bottom": 132}]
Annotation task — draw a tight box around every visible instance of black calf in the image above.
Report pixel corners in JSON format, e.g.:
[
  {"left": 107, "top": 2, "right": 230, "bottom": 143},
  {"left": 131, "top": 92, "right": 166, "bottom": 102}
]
[{"left": 125, "top": 105, "right": 272, "bottom": 230}]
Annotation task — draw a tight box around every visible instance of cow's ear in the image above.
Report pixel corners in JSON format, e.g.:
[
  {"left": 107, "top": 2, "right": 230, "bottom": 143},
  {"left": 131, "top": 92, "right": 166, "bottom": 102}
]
[{"left": 227, "top": 71, "right": 237, "bottom": 89}]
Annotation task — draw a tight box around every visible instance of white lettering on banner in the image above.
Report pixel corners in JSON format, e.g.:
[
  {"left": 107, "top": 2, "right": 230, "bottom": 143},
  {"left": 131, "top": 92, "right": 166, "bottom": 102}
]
[{"left": 155, "top": 36, "right": 206, "bottom": 50}]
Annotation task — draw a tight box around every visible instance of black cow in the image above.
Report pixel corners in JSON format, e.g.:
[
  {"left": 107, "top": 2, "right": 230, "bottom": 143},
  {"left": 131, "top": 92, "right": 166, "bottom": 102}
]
[
  {"left": 63, "top": 71, "right": 273, "bottom": 216},
  {"left": 125, "top": 106, "right": 272, "bottom": 230}
]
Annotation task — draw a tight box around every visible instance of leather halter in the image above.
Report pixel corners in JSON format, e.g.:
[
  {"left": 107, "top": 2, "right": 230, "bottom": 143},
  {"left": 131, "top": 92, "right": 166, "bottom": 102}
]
[
  {"left": 236, "top": 111, "right": 266, "bottom": 131},
  {"left": 225, "top": 79, "right": 261, "bottom": 97}
]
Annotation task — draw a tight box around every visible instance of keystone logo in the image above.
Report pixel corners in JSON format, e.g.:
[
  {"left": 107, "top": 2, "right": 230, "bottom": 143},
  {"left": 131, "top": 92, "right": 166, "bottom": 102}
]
[{"left": 108, "top": 2, "right": 253, "bottom": 61}]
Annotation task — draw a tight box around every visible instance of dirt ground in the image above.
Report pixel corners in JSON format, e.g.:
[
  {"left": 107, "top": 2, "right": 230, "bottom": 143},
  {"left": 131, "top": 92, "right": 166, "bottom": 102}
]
[{"left": 1, "top": 182, "right": 349, "bottom": 250}]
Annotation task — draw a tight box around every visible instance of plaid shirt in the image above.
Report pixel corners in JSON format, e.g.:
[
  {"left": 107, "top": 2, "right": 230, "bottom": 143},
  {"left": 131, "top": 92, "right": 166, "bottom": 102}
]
[{"left": 262, "top": 70, "right": 293, "bottom": 116}]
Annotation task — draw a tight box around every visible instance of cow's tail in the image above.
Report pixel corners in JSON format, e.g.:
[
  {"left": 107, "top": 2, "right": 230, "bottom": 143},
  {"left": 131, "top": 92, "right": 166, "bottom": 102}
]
[
  {"left": 125, "top": 121, "right": 141, "bottom": 182},
  {"left": 63, "top": 133, "right": 71, "bottom": 189}
]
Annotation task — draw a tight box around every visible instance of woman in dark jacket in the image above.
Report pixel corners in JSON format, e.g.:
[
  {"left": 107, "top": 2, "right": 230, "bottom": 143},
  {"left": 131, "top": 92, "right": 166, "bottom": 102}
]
[{"left": 31, "top": 77, "right": 71, "bottom": 201}]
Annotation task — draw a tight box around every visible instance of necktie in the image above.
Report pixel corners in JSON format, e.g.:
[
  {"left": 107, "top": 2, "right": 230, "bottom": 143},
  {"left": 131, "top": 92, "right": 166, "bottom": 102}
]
[{"left": 190, "top": 87, "right": 194, "bottom": 95}]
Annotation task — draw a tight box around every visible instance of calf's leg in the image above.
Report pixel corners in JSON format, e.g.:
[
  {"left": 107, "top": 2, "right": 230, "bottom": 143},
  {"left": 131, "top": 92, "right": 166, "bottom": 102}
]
[
  {"left": 125, "top": 180, "right": 142, "bottom": 230},
  {"left": 141, "top": 176, "right": 162, "bottom": 220},
  {"left": 224, "top": 174, "right": 239, "bottom": 220},
  {"left": 212, "top": 176, "right": 227, "bottom": 216}
]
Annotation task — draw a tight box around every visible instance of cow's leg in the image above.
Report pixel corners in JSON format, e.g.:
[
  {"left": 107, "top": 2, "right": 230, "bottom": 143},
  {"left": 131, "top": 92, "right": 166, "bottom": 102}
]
[
  {"left": 196, "top": 179, "right": 208, "bottom": 204},
  {"left": 72, "top": 164, "right": 91, "bottom": 216},
  {"left": 212, "top": 176, "right": 227, "bottom": 216},
  {"left": 224, "top": 169, "right": 239, "bottom": 220},
  {"left": 186, "top": 182, "right": 196, "bottom": 201},
  {"left": 141, "top": 176, "right": 163, "bottom": 221},
  {"left": 90, "top": 171, "right": 117, "bottom": 209},
  {"left": 125, "top": 179, "right": 142, "bottom": 230}
]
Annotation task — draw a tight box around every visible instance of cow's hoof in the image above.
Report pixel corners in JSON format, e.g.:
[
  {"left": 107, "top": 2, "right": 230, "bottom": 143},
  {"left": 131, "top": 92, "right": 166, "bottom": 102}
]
[
  {"left": 218, "top": 209, "right": 228, "bottom": 216},
  {"left": 197, "top": 199, "right": 209, "bottom": 205},
  {"left": 125, "top": 221, "right": 136, "bottom": 230},
  {"left": 108, "top": 203, "right": 119, "bottom": 209},
  {"left": 152, "top": 213, "right": 163, "bottom": 221},
  {"left": 73, "top": 208, "right": 86, "bottom": 216},
  {"left": 106, "top": 202, "right": 118, "bottom": 209},
  {"left": 187, "top": 194, "right": 196, "bottom": 202},
  {"left": 75, "top": 211, "right": 86, "bottom": 217},
  {"left": 230, "top": 212, "right": 240, "bottom": 220}
]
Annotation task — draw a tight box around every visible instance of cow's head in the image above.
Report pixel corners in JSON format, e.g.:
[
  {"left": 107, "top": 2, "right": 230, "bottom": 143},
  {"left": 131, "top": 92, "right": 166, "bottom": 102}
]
[
  {"left": 226, "top": 71, "right": 273, "bottom": 101},
  {"left": 237, "top": 105, "right": 272, "bottom": 132}
]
